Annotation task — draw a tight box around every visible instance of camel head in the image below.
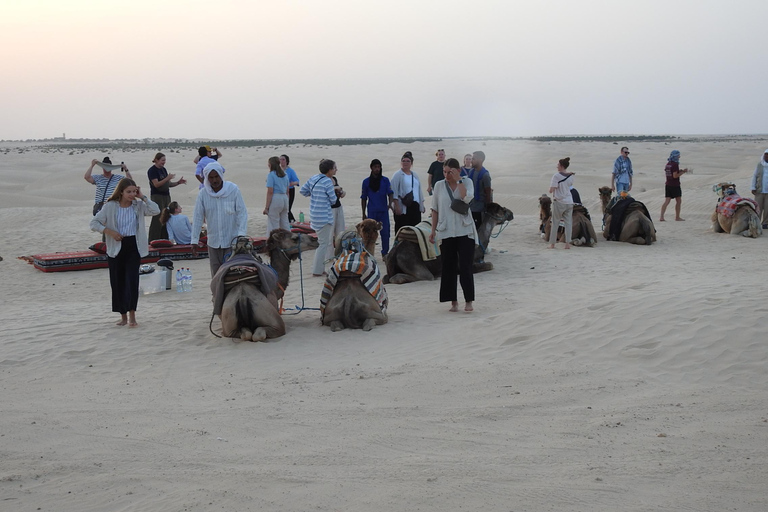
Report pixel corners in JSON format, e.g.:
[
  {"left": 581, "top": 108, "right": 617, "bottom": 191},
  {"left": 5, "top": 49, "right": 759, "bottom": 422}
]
[
  {"left": 356, "top": 219, "right": 382, "bottom": 242},
  {"left": 485, "top": 202, "right": 514, "bottom": 224},
  {"left": 539, "top": 195, "right": 552, "bottom": 220},
  {"left": 598, "top": 186, "right": 612, "bottom": 213},
  {"left": 713, "top": 182, "right": 737, "bottom": 198},
  {"left": 267, "top": 229, "right": 320, "bottom": 261}
]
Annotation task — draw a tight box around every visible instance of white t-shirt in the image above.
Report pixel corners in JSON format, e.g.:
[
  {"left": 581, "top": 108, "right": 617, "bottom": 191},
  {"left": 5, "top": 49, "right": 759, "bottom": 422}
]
[{"left": 550, "top": 172, "right": 574, "bottom": 203}]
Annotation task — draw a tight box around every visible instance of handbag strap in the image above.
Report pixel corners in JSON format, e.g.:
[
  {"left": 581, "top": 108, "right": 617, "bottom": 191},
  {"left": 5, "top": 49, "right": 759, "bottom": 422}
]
[{"left": 100, "top": 175, "right": 114, "bottom": 203}]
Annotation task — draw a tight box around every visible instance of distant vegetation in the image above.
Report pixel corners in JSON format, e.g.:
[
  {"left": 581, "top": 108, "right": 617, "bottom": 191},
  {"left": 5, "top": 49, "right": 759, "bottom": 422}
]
[{"left": 527, "top": 135, "right": 678, "bottom": 143}]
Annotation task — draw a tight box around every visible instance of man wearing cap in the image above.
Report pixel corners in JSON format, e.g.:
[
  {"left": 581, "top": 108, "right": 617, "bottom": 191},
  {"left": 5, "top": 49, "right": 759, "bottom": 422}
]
[
  {"left": 751, "top": 149, "right": 768, "bottom": 229},
  {"left": 194, "top": 146, "right": 224, "bottom": 189},
  {"left": 611, "top": 147, "right": 633, "bottom": 195},
  {"left": 191, "top": 162, "right": 248, "bottom": 277},
  {"left": 85, "top": 157, "right": 133, "bottom": 214}
]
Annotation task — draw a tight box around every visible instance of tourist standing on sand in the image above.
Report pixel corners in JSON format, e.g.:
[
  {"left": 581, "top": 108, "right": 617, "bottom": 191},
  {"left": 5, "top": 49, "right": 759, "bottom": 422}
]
[
  {"left": 426, "top": 148, "right": 447, "bottom": 195},
  {"left": 548, "top": 157, "right": 575, "bottom": 250},
  {"left": 190, "top": 162, "right": 248, "bottom": 277},
  {"left": 751, "top": 149, "right": 768, "bottom": 229},
  {"left": 263, "top": 156, "right": 291, "bottom": 235},
  {"left": 280, "top": 154, "right": 301, "bottom": 222},
  {"left": 147, "top": 152, "right": 187, "bottom": 242},
  {"left": 361, "top": 158, "right": 394, "bottom": 256},
  {"left": 660, "top": 150, "right": 689, "bottom": 222},
  {"left": 90, "top": 179, "right": 160, "bottom": 327},
  {"left": 429, "top": 158, "right": 477, "bottom": 312},
  {"left": 461, "top": 154, "right": 472, "bottom": 177},
  {"left": 300, "top": 159, "right": 339, "bottom": 277},
  {"left": 194, "top": 146, "right": 224, "bottom": 189},
  {"left": 612, "top": 147, "right": 633, "bottom": 195},
  {"left": 85, "top": 157, "right": 133, "bottom": 215},
  {"left": 391, "top": 151, "right": 425, "bottom": 233},
  {"left": 467, "top": 151, "right": 493, "bottom": 230}
]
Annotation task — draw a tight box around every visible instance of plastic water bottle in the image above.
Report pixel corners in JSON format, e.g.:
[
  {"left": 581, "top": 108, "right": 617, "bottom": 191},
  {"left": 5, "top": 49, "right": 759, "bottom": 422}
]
[
  {"left": 176, "top": 269, "right": 183, "bottom": 292},
  {"left": 186, "top": 268, "right": 193, "bottom": 292},
  {"left": 299, "top": 211, "right": 305, "bottom": 223}
]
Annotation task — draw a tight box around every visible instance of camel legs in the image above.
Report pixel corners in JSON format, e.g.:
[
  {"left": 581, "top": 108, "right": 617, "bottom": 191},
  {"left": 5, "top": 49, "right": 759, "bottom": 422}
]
[{"left": 220, "top": 285, "right": 286, "bottom": 341}]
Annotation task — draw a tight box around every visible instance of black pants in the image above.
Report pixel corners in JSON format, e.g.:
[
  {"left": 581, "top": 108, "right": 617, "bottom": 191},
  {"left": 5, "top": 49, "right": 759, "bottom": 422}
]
[
  {"left": 288, "top": 187, "right": 296, "bottom": 222},
  {"left": 394, "top": 201, "right": 422, "bottom": 234},
  {"left": 108, "top": 236, "right": 141, "bottom": 314},
  {"left": 439, "top": 235, "right": 475, "bottom": 303},
  {"left": 472, "top": 211, "right": 483, "bottom": 230}
]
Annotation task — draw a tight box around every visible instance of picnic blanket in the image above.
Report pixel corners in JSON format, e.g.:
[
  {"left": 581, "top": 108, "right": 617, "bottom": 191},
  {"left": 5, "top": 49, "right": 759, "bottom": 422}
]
[
  {"left": 320, "top": 249, "right": 388, "bottom": 315},
  {"left": 210, "top": 253, "right": 278, "bottom": 315},
  {"left": 394, "top": 221, "right": 439, "bottom": 261},
  {"left": 716, "top": 194, "right": 760, "bottom": 218}
]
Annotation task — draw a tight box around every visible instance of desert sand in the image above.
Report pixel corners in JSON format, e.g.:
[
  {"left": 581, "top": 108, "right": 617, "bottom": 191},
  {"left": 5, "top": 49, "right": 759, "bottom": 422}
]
[{"left": 1, "top": 137, "right": 767, "bottom": 511}]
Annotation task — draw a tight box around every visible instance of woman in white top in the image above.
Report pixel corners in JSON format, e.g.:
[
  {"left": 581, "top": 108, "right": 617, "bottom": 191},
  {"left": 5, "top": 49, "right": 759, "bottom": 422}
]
[
  {"left": 429, "top": 158, "right": 477, "bottom": 312},
  {"left": 751, "top": 149, "right": 768, "bottom": 229},
  {"left": 548, "top": 157, "right": 575, "bottom": 249},
  {"left": 90, "top": 178, "right": 160, "bottom": 327}
]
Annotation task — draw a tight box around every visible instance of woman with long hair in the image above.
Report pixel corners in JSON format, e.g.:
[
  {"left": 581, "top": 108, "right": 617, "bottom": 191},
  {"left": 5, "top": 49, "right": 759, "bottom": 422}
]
[
  {"left": 90, "top": 179, "right": 160, "bottom": 327},
  {"left": 263, "top": 156, "right": 291, "bottom": 235},
  {"left": 159, "top": 201, "right": 192, "bottom": 244},
  {"left": 147, "top": 152, "right": 186, "bottom": 242}
]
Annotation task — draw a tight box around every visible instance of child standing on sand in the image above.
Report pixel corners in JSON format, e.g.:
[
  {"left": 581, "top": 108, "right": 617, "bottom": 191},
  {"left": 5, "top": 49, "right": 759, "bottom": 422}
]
[{"left": 548, "top": 157, "right": 575, "bottom": 249}]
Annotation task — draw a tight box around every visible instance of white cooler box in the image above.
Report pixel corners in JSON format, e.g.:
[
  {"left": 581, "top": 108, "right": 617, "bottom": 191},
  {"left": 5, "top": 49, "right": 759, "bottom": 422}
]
[{"left": 139, "top": 270, "right": 167, "bottom": 295}]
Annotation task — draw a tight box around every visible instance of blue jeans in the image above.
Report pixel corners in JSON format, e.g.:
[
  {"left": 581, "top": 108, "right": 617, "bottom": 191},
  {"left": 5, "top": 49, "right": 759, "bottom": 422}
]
[
  {"left": 366, "top": 209, "right": 391, "bottom": 256},
  {"left": 615, "top": 181, "right": 630, "bottom": 193}
]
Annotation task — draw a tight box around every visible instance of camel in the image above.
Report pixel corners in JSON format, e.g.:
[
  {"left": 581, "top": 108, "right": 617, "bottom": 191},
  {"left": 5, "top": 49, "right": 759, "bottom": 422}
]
[
  {"left": 598, "top": 186, "right": 656, "bottom": 245},
  {"left": 539, "top": 194, "right": 598, "bottom": 247},
  {"left": 334, "top": 218, "right": 382, "bottom": 257},
  {"left": 711, "top": 183, "right": 762, "bottom": 238},
  {"left": 218, "top": 230, "right": 319, "bottom": 341},
  {"left": 324, "top": 220, "right": 388, "bottom": 332},
  {"left": 383, "top": 202, "right": 514, "bottom": 285}
]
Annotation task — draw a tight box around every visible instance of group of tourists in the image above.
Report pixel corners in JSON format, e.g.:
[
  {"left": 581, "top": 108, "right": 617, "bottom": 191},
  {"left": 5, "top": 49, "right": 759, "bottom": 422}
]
[{"left": 85, "top": 146, "right": 496, "bottom": 326}]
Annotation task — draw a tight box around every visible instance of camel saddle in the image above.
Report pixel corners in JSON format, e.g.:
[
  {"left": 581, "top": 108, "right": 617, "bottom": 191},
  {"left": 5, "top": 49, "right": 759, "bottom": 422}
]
[
  {"left": 606, "top": 197, "right": 652, "bottom": 241},
  {"left": 320, "top": 250, "right": 388, "bottom": 316},
  {"left": 394, "top": 221, "right": 440, "bottom": 261},
  {"left": 210, "top": 253, "right": 278, "bottom": 315},
  {"left": 716, "top": 194, "right": 760, "bottom": 218}
]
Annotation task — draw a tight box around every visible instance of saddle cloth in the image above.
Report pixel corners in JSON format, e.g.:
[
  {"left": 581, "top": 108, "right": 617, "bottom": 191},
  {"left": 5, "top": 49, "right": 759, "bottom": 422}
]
[
  {"left": 394, "top": 221, "right": 439, "bottom": 261},
  {"left": 320, "top": 249, "right": 388, "bottom": 315},
  {"left": 716, "top": 195, "right": 760, "bottom": 218}
]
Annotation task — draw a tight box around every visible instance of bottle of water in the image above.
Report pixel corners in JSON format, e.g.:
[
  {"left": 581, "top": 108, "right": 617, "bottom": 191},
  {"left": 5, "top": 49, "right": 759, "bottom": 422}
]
[
  {"left": 181, "top": 268, "right": 189, "bottom": 292},
  {"left": 186, "top": 268, "right": 193, "bottom": 292},
  {"left": 176, "top": 269, "right": 183, "bottom": 292},
  {"left": 299, "top": 211, "right": 305, "bottom": 223}
]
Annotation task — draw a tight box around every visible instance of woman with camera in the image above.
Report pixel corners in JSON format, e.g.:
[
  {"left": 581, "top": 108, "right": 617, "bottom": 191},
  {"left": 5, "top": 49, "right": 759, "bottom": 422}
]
[{"left": 429, "top": 158, "right": 477, "bottom": 313}]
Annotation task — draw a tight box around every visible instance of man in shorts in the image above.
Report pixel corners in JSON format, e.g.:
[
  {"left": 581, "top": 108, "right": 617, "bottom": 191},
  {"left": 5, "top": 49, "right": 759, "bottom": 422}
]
[
  {"left": 659, "top": 150, "right": 688, "bottom": 221},
  {"left": 612, "top": 147, "right": 633, "bottom": 195}
]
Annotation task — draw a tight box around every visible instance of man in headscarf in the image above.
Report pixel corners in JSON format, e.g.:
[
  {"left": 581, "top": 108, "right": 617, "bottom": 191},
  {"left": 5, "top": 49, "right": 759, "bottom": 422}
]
[
  {"left": 191, "top": 162, "right": 248, "bottom": 277},
  {"left": 659, "top": 150, "right": 689, "bottom": 222},
  {"left": 751, "top": 149, "right": 768, "bottom": 229}
]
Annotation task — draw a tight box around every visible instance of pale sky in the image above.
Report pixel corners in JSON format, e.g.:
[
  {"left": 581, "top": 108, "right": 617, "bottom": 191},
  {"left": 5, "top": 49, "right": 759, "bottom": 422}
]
[{"left": 2, "top": 0, "right": 767, "bottom": 140}]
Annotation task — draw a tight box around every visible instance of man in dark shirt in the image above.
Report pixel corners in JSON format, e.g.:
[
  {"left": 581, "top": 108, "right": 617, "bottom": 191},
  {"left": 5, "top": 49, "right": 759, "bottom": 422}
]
[
  {"left": 468, "top": 151, "right": 493, "bottom": 229},
  {"left": 659, "top": 150, "right": 688, "bottom": 222},
  {"left": 426, "top": 149, "right": 446, "bottom": 196}
]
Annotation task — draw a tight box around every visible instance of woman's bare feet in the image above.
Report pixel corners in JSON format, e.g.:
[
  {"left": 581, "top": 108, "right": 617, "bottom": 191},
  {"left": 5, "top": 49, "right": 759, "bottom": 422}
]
[
  {"left": 564, "top": 243, "right": 571, "bottom": 249},
  {"left": 675, "top": 217, "right": 685, "bottom": 221},
  {"left": 659, "top": 218, "right": 666, "bottom": 222},
  {"left": 548, "top": 244, "right": 555, "bottom": 249},
  {"left": 449, "top": 301, "right": 459, "bottom": 312},
  {"left": 116, "top": 314, "right": 128, "bottom": 326},
  {"left": 128, "top": 312, "right": 138, "bottom": 327},
  {"left": 464, "top": 302, "right": 473, "bottom": 312}
]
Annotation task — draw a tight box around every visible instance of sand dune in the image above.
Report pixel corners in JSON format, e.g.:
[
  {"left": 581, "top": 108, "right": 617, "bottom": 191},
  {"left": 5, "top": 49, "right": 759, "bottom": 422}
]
[{"left": 1, "top": 137, "right": 767, "bottom": 511}]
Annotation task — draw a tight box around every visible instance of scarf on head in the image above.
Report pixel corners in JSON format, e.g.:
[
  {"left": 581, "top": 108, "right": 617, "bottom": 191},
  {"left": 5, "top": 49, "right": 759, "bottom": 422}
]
[
  {"left": 668, "top": 150, "right": 680, "bottom": 163},
  {"left": 761, "top": 150, "right": 768, "bottom": 168},
  {"left": 203, "top": 162, "right": 237, "bottom": 198}
]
